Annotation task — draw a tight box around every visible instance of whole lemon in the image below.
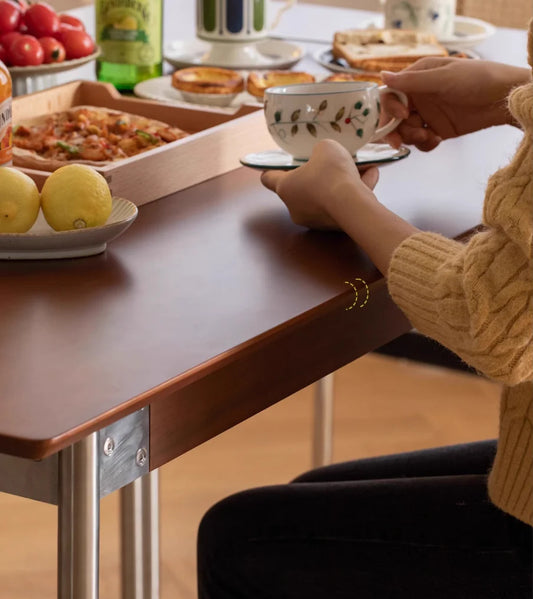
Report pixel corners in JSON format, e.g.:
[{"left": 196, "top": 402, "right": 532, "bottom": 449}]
[
  {"left": 0, "top": 167, "right": 41, "bottom": 233},
  {"left": 41, "top": 164, "right": 113, "bottom": 231}
]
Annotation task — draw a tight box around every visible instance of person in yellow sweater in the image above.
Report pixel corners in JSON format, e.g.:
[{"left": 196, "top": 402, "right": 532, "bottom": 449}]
[{"left": 197, "top": 25, "right": 533, "bottom": 599}]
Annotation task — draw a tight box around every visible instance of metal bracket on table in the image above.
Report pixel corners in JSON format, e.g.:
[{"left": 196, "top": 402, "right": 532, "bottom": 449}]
[{"left": 0, "top": 407, "right": 150, "bottom": 505}]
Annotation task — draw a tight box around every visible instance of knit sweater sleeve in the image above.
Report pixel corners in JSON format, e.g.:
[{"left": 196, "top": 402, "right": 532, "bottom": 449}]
[{"left": 387, "top": 225, "right": 532, "bottom": 385}]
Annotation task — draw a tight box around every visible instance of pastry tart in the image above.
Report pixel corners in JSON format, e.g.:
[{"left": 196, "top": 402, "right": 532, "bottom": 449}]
[
  {"left": 246, "top": 71, "right": 316, "bottom": 99},
  {"left": 171, "top": 67, "right": 244, "bottom": 95},
  {"left": 324, "top": 72, "right": 384, "bottom": 86}
]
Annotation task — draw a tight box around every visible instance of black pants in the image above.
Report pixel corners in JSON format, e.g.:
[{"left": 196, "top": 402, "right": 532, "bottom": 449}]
[{"left": 197, "top": 440, "right": 533, "bottom": 598}]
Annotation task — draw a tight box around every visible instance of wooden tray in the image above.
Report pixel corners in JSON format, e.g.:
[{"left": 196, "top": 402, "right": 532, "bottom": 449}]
[{"left": 12, "top": 80, "right": 273, "bottom": 206}]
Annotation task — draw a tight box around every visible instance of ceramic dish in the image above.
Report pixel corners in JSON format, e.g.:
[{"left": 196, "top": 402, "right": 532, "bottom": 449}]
[
  {"left": 0, "top": 197, "right": 138, "bottom": 260},
  {"left": 8, "top": 49, "right": 101, "bottom": 77},
  {"left": 240, "top": 143, "right": 410, "bottom": 170},
  {"left": 360, "top": 15, "right": 495, "bottom": 50},
  {"left": 164, "top": 38, "right": 303, "bottom": 70},
  {"left": 134, "top": 75, "right": 259, "bottom": 112},
  {"left": 314, "top": 46, "right": 479, "bottom": 75}
]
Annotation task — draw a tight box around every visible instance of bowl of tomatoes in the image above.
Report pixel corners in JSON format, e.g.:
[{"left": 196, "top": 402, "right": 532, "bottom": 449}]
[{"left": 0, "top": 0, "right": 99, "bottom": 94}]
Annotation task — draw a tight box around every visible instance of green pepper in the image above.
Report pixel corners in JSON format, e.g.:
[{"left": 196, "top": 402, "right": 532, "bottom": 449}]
[
  {"left": 135, "top": 129, "right": 159, "bottom": 144},
  {"left": 56, "top": 140, "right": 79, "bottom": 154}
]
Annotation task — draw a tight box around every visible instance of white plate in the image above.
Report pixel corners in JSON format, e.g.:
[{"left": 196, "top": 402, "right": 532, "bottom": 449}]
[
  {"left": 8, "top": 49, "right": 101, "bottom": 78},
  {"left": 240, "top": 144, "right": 410, "bottom": 170},
  {"left": 164, "top": 38, "right": 303, "bottom": 70},
  {"left": 314, "top": 46, "right": 479, "bottom": 75},
  {"left": 360, "top": 15, "right": 495, "bottom": 50},
  {"left": 0, "top": 197, "right": 138, "bottom": 260},
  {"left": 134, "top": 75, "right": 260, "bottom": 113}
]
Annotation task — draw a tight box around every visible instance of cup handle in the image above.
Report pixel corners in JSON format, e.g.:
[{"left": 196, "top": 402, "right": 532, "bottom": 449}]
[
  {"left": 371, "top": 86, "right": 409, "bottom": 141},
  {"left": 270, "top": 0, "right": 296, "bottom": 30}
]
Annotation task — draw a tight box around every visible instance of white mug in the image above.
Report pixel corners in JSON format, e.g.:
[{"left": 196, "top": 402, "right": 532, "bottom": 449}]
[
  {"left": 264, "top": 81, "right": 408, "bottom": 160},
  {"left": 197, "top": 0, "right": 295, "bottom": 43},
  {"left": 383, "top": 0, "right": 456, "bottom": 38}
]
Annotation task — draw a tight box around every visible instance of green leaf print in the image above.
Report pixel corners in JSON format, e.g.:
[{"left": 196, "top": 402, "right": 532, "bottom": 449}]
[
  {"left": 335, "top": 106, "right": 345, "bottom": 121},
  {"left": 356, "top": 128, "right": 364, "bottom": 138},
  {"left": 274, "top": 111, "right": 282, "bottom": 123},
  {"left": 354, "top": 101, "right": 363, "bottom": 110},
  {"left": 362, "top": 108, "right": 370, "bottom": 116},
  {"left": 306, "top": 123, "right": 317, "bottom": 137}
]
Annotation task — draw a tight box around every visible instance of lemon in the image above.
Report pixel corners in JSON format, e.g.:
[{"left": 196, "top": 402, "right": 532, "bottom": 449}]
[
  {"left": 0, "top": 167, "right": 40, "bottom": 233},
  {"left": 41, "top": 164, "right": 113, "bottom": 231}
]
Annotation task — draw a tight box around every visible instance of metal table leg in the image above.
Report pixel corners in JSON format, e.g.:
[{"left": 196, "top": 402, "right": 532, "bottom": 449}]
[
  {"left": 312, "top": 373, "right": 334, "bottom": 468},
  {"left": 120, "top": 470, "right": 160, "bottom": 599},
  {"left": 58, "top": 432, "right": 100, "bottom": 599}
]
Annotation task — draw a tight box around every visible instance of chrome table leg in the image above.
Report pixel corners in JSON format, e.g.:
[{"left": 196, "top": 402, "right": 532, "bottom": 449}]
[
  {"left": 120, "top": 469, "right": 160, "bottom": 599},
  {"left": 58, "top": 432, "right": 100, "bottom": 599},
  {"left": 312, "top": 373, "right": 334, "bottom": 468}
]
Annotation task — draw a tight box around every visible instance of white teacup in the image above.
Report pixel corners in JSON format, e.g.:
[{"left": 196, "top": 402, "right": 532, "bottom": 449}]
[
  {"left": 383, "top": 0, "right": 456, "bottom": 38},
  {"left": 264, "top": 81, "right": 408, "bottom": 161}
]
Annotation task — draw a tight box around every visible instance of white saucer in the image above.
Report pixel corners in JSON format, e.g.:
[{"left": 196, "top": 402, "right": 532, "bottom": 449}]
[
  {"left": 134, "top": 75, "right": 260, "bottom": 113},
  {"left": 164, "top": 38, "right": 304, "bottom": 70},
  {"left": 0, "top": 198, "right": 138, "bottom": 260},
  {"left": 240, "top": 144, "right": 410, "bottom": 170},
  {"left": 360, "top": 15, "right": 495, "bottom": 50},
  {"left": 314, "top": 46, "right": 479, "bottom": 75}
]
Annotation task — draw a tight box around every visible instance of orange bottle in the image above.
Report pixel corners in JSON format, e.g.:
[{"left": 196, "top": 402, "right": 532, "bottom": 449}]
[{"left": 0, "top": 59, "right": 12, "bottom": 167}]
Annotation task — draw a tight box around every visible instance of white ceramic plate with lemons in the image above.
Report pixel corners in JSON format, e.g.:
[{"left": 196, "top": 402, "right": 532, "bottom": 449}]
[{"left": 0, "top": 198, "right": 138, "bottom": 260}]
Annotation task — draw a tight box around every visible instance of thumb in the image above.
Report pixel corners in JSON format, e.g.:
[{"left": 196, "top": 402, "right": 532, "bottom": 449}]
[{"left": 261, "top": 170, "right": 287, "bottom": 192}]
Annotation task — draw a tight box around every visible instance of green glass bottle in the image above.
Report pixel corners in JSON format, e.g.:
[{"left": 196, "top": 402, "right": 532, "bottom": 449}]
[{"left": 96, "top": 0, "right": 163, "bottom": 92}]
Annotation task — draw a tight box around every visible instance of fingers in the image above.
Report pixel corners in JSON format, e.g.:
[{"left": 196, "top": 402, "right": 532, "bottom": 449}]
[
  {"left": 381, "top": 62, "right": 450, "bottom": 95},
  {"left": 361, "top": 167, "right": 379, "bottom": 190},
  {"left": 260, "top": 169, "right": 287, "bottom": 192}
]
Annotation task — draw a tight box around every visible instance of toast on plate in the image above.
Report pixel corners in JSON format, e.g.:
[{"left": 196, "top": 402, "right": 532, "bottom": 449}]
[
  {"left": 332, "top": 29, "right": 448, "bottom": 72},
  {"left": 247, "top": 71, "right": 315, "bottom": 98}
]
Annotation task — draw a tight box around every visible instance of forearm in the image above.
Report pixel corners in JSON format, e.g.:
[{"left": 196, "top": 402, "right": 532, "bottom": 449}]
[{"left": 329, "top": 183, "right": 419, "bottom": 276}]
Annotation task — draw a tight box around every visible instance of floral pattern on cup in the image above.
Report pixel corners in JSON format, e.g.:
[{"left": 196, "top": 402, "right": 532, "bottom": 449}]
[{"left": 267, "top": 98, "right": 379, "bottom": 145}]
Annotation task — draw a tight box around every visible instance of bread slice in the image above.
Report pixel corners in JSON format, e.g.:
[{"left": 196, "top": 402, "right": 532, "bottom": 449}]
[
  {"left": 246, "top": 71, "right": 315, "bottom": 98},
  {"left": 332, "top": 28, "right": 448, "bottom": 72}
]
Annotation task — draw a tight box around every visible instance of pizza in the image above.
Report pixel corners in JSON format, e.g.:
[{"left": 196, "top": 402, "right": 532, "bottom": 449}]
[{"left": 12, "top": 105, "right": 189, "bottom": 171}]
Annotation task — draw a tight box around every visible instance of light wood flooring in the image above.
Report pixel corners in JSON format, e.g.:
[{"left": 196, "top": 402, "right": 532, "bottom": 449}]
[{"left": 0, "top": 353, "right": 500, "bottom": 598}]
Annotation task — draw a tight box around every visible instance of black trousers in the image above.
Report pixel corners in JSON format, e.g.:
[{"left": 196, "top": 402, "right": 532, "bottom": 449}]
[{"left": 197, "top": 440, "right": 533, "bottom": 598}]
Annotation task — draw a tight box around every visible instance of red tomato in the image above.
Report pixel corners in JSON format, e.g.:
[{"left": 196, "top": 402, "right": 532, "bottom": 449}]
[
  {"left": 39, "top": 36, "right": 65, "bottom": 63},
  {"left": 0, "top": 1, "right": 21, "bottom": 35},
  {"left": 8, "top": 34, "right": 44, "bottom": 65},
  {"left": 23, "top": 2, "right": 59, "bottom": 38},
  {"left": 0, "top": 41, "right": 7, "bottom": 64},
  {"left": 0, "top": 29, "right": 21, "bottom": 50},
  {"left": 59, "top": 14, "right": 84, "bottom": 31},
  {"left": 59, "top": 29, "right": 94, "bottom": 60}
]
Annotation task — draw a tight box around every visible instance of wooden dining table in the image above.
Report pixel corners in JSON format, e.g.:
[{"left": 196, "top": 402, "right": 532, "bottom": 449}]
[{"left": 0, "top": 2, "right": 528, "bottom": 598}]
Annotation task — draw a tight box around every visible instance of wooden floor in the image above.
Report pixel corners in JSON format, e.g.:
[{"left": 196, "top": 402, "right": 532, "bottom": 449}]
[{"left": 0, "top": 354, "right": 500, "bottom": 598}]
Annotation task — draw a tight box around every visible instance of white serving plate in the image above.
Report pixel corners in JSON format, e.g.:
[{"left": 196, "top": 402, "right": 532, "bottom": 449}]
[{"left": 0, "top": 197, "right": 137, "bottom": 260}]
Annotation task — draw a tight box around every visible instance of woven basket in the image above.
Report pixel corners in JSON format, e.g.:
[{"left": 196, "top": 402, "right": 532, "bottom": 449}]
[{"left": 456, "top": 0, "right": 532, "bottom": 29}]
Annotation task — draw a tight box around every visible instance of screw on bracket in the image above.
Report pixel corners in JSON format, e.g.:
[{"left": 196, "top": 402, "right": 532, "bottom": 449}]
[
  {"left": 103, "top": 437, "right": 115, "bottom": 456},
  {"left": 136, "top": 447, "right": 148, "bottom": 467}
]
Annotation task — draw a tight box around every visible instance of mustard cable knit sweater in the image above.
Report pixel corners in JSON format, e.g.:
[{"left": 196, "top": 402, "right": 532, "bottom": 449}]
[{"left": 387, "top": 27, "right": 533, "bottom": 525}]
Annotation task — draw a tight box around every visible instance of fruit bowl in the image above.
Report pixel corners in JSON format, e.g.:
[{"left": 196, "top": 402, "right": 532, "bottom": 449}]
[{"left": 8, "top": 49, "right": 100, "bottom": 96}]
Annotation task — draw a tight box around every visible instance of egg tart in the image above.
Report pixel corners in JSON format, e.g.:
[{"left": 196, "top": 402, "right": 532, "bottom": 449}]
[
  {"left": 171, "top": 67, "right": 244, "bottom": 95},
  {"left": 246, "top": 71, "right": 316, "bottom": 99},
  {"left": 324, "top": 72, "right": 384, "bottom": 86}
]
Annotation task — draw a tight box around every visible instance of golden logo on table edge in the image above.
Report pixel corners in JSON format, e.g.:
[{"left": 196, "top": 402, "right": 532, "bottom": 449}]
[{"left": 345, "top": 278, "right": 369, "bottom": 310}]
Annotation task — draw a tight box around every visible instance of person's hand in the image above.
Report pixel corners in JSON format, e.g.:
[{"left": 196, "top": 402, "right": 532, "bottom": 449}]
[
  {"left": 380, "top": 57, "right": 531, "bottom": 152},
  {"left": 261, "top": 140, "right": 379, "bottom": 231}
]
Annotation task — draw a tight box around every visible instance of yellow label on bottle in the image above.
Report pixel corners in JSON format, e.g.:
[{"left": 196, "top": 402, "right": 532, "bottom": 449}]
[
  {"left": 96, "top": 0, "right": 162, "bottom": 66},
  {"left": 0, "top": 97, "right": 12, "bottom": 166}
]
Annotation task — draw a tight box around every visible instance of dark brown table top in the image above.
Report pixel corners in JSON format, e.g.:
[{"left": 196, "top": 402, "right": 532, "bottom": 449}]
[{"left": 0, "top": 120, "right": 524, "bottom": 464}]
